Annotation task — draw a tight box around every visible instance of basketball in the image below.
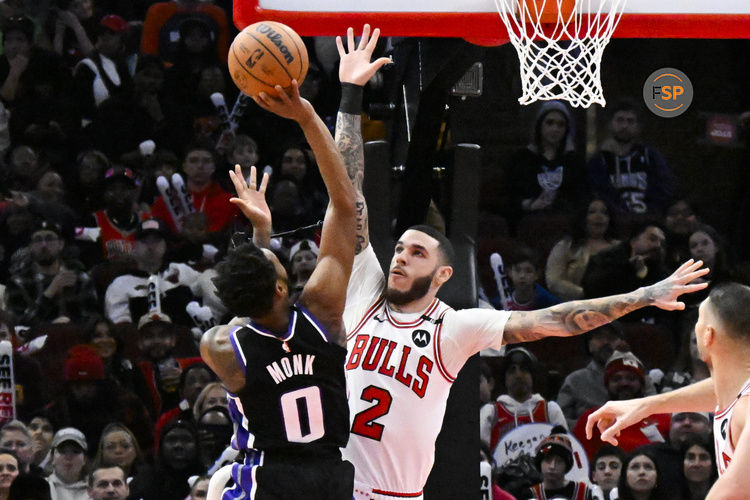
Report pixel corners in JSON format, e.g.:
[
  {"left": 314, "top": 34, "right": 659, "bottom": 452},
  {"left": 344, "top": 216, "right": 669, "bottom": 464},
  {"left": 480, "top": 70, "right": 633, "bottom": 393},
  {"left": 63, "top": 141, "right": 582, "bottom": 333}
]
[{"left": 227, "top": 21, "right": 309, "bottom": 97}]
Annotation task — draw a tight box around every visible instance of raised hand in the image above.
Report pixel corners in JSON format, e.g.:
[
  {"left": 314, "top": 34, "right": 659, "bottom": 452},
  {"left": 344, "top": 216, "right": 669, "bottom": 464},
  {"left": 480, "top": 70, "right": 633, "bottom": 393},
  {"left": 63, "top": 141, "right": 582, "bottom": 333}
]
[
  {"left": 336, "top": 24, "right": 392, "bottom": 86},
  {"left": 644, "top": 259, "right": 709, "bottom": 311},
  {"left": 254, "top": 80, "right": 315, "bottom": 124},
  {"left": 229, "top": 164, "right": 271, "bottom": 235}
]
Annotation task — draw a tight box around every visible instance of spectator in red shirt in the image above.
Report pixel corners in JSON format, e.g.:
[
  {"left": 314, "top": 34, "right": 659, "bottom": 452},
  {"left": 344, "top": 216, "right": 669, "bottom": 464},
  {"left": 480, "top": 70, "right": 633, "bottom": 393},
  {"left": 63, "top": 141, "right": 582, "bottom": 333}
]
[{"left": 574, "top": 351, "right": 670, "bottom": 460}]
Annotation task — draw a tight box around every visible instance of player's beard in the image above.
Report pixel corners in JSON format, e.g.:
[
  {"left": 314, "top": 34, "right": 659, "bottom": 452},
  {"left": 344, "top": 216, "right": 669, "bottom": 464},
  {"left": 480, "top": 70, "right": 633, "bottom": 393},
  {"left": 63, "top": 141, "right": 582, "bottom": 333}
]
[{"left": 385, "top": 272, "right": 434, "bottom": 306}]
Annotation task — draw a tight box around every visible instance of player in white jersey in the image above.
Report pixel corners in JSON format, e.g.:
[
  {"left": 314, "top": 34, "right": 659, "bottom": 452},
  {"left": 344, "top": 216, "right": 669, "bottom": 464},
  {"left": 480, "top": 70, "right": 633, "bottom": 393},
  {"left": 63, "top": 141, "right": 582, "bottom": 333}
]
[
  {"left": 333, "top": 26, "right": 709, "bottom": 500},
  {"left": 587, "top": 282, "right": 750, "bottom": 499}
]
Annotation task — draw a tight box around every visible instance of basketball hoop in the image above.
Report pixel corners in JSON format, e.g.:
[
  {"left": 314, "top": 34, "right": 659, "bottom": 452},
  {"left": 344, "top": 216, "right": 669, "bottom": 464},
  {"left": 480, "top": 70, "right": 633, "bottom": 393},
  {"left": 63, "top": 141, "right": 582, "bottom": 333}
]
[{"left": 494, "top": 0, "right": 627, "bottom": 108}]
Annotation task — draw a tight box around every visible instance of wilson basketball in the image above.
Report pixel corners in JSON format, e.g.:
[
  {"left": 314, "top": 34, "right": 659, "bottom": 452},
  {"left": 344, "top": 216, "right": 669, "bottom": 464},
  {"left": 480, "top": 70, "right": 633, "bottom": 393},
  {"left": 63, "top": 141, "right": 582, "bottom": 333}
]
[{"left": 228, "top": 21, "right": 309, "bottom": 97}]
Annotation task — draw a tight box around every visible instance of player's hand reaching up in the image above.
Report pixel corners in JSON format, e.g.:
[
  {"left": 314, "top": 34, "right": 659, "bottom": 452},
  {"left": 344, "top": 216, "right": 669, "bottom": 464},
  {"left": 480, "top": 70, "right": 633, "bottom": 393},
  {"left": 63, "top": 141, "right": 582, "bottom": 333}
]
[
  {"left": 254, "top": 80, "right": 315, "bottom": 124},
  {"left": 229, "top": 164, "right": 271, "bottom": 237},
  {"left": 644, "top": 259, "right": 709, "bottom": 311},
  {"left": 337, "top": 24, "right": 391, "bottom": 86}
]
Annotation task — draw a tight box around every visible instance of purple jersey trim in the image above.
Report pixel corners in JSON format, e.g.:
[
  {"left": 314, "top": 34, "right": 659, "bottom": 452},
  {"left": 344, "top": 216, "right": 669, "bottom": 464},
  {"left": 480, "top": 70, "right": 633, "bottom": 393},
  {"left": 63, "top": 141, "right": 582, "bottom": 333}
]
[
  {"left": 295, "top": 302, "right": 332, "bottom": 343},
  {"left": 228, "top": 326, "right": 246, "bottom": 376}
]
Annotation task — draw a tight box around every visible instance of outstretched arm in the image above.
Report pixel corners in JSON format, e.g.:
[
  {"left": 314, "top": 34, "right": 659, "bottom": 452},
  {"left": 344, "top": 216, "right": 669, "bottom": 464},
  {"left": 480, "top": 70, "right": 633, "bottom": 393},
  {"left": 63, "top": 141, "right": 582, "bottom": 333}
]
[
  {"left": 585, "top": 378, "right": 716, "bottom": 446},
  {"left": 254, "top": 82, "right": 356, "bottom": 340},
  {"left": 503, "top": 259, "right": 709, "bottom": 343},
  {"left": 334, "top": 25, "right": 391, "bottom": 255}
]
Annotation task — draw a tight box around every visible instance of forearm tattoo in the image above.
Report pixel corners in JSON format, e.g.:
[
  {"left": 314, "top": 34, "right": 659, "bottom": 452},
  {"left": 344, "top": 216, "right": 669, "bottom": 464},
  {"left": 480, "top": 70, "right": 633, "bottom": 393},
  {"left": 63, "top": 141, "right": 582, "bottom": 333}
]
[
  {"left": 505, "top": 289, "right": 652, "bottom": 343},
  {"left": 335, "top": 111, "right": 369, "bottom": 254}
]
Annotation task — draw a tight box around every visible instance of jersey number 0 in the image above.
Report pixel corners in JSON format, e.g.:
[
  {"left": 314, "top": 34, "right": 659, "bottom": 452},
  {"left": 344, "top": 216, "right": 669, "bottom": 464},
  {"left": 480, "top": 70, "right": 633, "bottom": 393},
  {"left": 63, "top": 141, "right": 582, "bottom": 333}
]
[{"left": 280, "top": 386, "right": 325, "bottom": 443}]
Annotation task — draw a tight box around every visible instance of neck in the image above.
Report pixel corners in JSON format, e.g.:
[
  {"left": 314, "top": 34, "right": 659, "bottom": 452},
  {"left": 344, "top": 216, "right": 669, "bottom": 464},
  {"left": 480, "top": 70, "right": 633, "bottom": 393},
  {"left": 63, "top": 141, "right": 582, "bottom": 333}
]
[
  {"left": 632, "top": 491, "right": 651, "bottom": 500},
  {"left": 252, "top": 300, "right": 291, "bottom": 334},
  {"left": 513, "top": 286, "right": 535, "bottom": 305},
  {"left": 711, "top": 345, "right": 750, "bottom": 409},
  {"left": 35, "top": 259, "right": 61, "bottom": 276},
  {"left": 138, "top": 261, "right": 161, "bottom": 274},
  {"left": 187, "top": 178, "right": 211, "bottom": 192},
  {"left": 613, "top": 139, "right": 633, "bottom": 156},
  {"left": 543, "top": 477, "right": 567, "bottom": 490},
  {"left": 386, "top": 292, "right": 436, "bottom": 314},
  {"left": 541, "top": 142, "right": 558, "bottom": 160}
]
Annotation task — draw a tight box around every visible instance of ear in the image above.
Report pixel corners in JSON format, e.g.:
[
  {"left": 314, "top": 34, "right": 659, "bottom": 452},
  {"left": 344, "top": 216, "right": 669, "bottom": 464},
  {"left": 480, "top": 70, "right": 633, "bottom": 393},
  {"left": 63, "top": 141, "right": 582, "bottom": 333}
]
[
  {"left": 434, "top": 265, "right": 453, "bottom": 287},
  {"left": 703, "top": 325, "right": 715, "bottom": 348},
  {"left": 275, "top": 279, "right": 287, "bottom": 298}
]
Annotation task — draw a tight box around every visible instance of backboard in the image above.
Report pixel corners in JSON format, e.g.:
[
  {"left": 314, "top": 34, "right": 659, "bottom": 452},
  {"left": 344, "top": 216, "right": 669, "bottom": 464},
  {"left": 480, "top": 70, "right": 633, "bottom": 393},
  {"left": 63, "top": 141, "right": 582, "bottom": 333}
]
[{"left": 234, "top": 0, "right": 750, "bottom": 44}]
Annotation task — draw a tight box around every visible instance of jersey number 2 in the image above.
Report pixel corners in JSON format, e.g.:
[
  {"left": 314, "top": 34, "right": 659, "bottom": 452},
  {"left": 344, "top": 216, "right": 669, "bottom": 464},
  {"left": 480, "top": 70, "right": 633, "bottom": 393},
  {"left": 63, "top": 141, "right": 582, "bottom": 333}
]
[
  {"left": 280, "top": 386, "right": 325, "bottom": 443},
  {"left": 351, "top": 386, "right": 392, "bottom": 441}
]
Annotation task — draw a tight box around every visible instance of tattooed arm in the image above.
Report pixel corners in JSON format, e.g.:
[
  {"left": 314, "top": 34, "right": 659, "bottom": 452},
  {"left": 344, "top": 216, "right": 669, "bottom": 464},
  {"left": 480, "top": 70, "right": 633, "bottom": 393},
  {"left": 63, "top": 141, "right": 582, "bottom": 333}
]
[
  {"left": 503, "top": 259, "right": 709, "bottom": 343},
  {"left": 334, "top": 25, "right": 390, "bottom": 255}
]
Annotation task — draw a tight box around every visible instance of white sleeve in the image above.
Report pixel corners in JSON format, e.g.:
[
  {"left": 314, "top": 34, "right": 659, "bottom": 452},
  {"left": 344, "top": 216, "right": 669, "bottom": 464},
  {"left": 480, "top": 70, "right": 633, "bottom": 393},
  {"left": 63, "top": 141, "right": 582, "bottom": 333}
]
[
  {"left": 192, "top": 267, "right": 227, "bottom": 320},
  {"left": 438, "top": 308, "right": 511, "bottom": 379},
  {"left": 343, "top": 244, "right": 385, "bottom": 332},
  {"left": 104, "top": 276, "right": 133, "bottom": 324},
  {"left": 479, "top": 402, "right": 497, "bottom": 449},
  {"left": 547, "top": 401, "right": 569, "bottom": 431}
]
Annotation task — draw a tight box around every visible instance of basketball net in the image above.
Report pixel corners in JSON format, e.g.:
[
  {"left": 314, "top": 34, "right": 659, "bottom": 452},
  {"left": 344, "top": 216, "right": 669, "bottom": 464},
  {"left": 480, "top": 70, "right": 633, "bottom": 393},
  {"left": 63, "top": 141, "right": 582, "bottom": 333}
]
[{"left": 494, "top": 0, "right": 627, "bottom": 108}]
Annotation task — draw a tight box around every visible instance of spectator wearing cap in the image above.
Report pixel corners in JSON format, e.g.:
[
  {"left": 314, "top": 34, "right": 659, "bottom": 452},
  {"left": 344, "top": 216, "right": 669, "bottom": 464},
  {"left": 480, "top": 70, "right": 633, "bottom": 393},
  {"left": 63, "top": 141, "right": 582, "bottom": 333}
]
[
  {"left": 0, "top": 15, "right": 34, "bottom": 103},
  {"left": 557, "top": 322, "right": 657, "bottom": 428},
  {"left": 47, "top": 427, "right": 89, "bottom": 500},
  {"left": 5, "top": 219, "right": 98, "bottom": 327},
  {"left": 573, "top": 351, "right": 671, "bottom": 460},
  {"left": 135, "top": 311, "right": 203, "bottom": 418},
  {"left": 526, "top": 426, "right": 593, "bottom": 500},
  {"left": 73, "top": 14, "right": 133, "bottom": 129},
  {"left": 480, "top": 347, "right": 567, "bottom": 451},
  {"left": 288, "top": 239, "right": 319, "bottom": 302},
  {"left": 44, "top": 345, "right": 154, "bottom": 454},
  {"left": 104, "top": 217, "right": 224, "bottom": 326},
  {"left": 150, "top": 144, "right": 239, "bottom": 235},
  {"left": 640, "top": 411, "right": 712, "bottom": 498},
  {"left": 85, "top": 166, "right": 147, "bottom": 262},
  {"left": 140, "top": 0, "right": 229, "bottom": 66}
]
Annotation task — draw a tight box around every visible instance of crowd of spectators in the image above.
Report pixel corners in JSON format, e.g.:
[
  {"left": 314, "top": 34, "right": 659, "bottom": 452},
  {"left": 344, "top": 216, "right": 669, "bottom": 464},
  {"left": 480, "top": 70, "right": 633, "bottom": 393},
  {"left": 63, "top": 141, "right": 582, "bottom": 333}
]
[{"left": 0, "top": 2, "right": 744, "bottom": 499}]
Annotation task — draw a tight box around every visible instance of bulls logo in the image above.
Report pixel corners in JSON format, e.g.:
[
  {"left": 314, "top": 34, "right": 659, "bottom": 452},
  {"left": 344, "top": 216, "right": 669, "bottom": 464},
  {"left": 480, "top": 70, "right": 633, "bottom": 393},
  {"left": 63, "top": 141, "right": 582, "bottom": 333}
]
[
  {"left": 721, "top": 419, "right": 728, "bottom": 440},
  {"left": 412, "top": 329, "right": 431, "bottom": 348}
]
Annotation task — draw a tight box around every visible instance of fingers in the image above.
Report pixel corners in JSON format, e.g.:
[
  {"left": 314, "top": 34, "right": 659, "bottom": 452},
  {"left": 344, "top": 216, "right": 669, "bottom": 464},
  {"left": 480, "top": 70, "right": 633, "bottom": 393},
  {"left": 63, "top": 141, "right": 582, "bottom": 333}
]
[
  {"left": 248, "top": 165, "right": 257, "bottom": 188},
  {"left": 335, "top": 35, "right": 345, "bottom": 57},
  {"left": 259, "top": 171, "right": 269, "bottom": 192},
  {"left": 358, "top": 24, "right": 371, "bottom": 50},
  {"left": 346, "top": 27, "right": 355, "bottom": 52},
  {"left": 371, "top": 56, "right": 392, "bottom": 72},
  {"left": 599, "top": 425, "right": 621, "bottom": 446},
  {"left": 365, "top": 27, "right": 380, "bottom": 52}
]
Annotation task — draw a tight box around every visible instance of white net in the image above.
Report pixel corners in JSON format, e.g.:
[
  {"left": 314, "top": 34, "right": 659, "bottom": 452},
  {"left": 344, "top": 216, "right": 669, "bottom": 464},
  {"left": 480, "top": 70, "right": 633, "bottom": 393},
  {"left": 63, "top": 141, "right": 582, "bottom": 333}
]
[{"left": 494, "top": 0, "right": 627, "bottom": 108}]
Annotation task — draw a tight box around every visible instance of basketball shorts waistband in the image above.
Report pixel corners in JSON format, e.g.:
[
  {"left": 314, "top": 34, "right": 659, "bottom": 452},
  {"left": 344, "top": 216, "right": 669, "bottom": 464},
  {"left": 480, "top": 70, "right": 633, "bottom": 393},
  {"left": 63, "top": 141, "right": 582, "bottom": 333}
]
[{"left": 353, "top": 479, "right": 423, "bottom": 499}]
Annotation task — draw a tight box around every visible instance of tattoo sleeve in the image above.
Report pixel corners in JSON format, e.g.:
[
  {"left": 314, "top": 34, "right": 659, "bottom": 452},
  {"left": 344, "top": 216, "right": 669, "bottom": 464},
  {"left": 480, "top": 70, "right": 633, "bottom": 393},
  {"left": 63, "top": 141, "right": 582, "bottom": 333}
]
[
  {"left": 503, "top": 288, "right": 653, "bottom": 343},
  {"left": 335, "top": 111, "right": 369, "bottom": 255}
]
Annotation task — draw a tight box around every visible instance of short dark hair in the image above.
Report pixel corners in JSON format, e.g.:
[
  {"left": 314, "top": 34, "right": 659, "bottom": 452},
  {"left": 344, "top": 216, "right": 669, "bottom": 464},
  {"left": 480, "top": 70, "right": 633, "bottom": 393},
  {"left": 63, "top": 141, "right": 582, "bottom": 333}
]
[
  {"left": 507, "top": 245, "right": 539, "bottom": 270},
  {"left": 609, "top": 98, "right": 642, "bottom": 120},
  {"left": 708, "top": 283, "right": 750, "bottom": 341},
  {"left": 88, "top": 464, "right": 127, "bottom": 487},
  {"left": 213, "top": 242, "right": 278, "bottom": 317},
  {"left": 592, "top": 443, "right": 626, "bottom": 468},
  {"left": 628, "top": 219, "right": 665, "bottom": 242},
  {"left": 408, "top": 224, "right": 454, "bottom": 266}
]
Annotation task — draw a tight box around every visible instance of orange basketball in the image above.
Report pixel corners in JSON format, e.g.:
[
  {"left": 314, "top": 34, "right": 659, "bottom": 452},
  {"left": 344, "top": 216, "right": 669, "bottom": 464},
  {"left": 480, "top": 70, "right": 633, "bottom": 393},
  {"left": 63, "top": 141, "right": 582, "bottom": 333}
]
[{"left": 228, "top": 21, "right": 309, "bottom": 97}]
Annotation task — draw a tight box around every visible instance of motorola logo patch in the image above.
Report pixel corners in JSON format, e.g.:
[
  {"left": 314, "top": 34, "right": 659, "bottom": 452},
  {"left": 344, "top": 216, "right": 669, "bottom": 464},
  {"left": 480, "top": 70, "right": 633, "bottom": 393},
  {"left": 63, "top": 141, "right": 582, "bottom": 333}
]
[
  {"left": 721, "top": 419, "right": 728, "bottom": 440},
  {"left": 412, "top": 330, "right": 431, "bottom": 348}
]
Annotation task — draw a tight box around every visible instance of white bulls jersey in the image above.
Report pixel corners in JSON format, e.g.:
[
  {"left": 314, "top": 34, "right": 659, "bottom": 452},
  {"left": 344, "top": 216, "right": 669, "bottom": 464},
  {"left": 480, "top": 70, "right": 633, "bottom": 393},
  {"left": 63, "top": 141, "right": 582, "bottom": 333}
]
[
  {"left": 343, "top": 245, "right": 510, "bottom": 498},
  {"left": 714, "top": 377, "right": 750, "bottom": 475}
]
